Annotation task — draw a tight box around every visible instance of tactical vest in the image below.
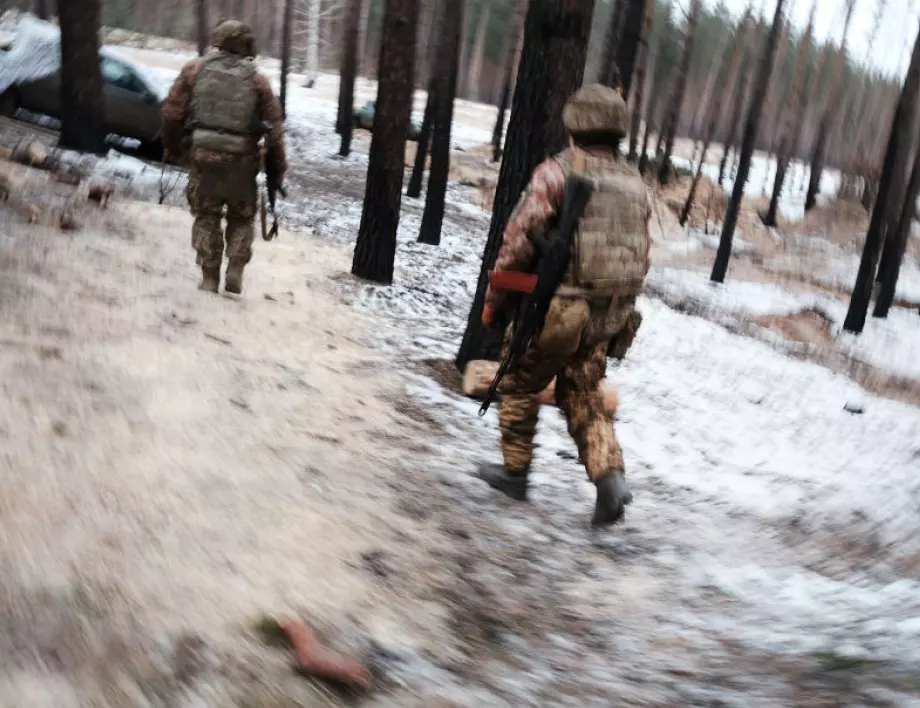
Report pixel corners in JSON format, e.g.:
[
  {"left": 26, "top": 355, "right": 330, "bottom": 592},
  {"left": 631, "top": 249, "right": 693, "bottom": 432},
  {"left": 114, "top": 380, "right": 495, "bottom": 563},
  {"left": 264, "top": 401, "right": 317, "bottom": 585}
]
[
  {"left": 553, "top": 148, "right": 650, "bottom": 343},
  {"left": 189, "top": 53, "right": 260, "bottom": 155}
]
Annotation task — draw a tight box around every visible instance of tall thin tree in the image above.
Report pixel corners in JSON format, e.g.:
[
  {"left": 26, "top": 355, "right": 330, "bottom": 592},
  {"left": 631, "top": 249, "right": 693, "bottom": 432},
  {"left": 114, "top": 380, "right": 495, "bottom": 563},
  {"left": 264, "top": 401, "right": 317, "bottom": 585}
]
[
  {"left": 844, "top": 27, "right": 920, "bottom": 333},
  {"left": 196, "top": 0, "right": 209, "bottom": 56},
  {"left": 58, "top": 0, "right": 105, "bottom": 155},
  {"left": 351, "top": 0, "right": 421, "bottom": 285},
  {"left": 337, "top": 0, "right": 362, "bottom": 156},
  {"left": 627, "top": 0, "right": 654, "bottom": 162},
  {"left": 456, "top": 0, "right": 595, "bottom": 370},
  {"left": 466, "top": 0, "right": 493, "bottom": 102},
  {"left": 616, "top": 0, "right": 650, "bottom": 97},
  {"left": 279, "top": 0, "right": 294, "bottom": 118},
  {"left": 407, "top": 77, "right": 437, "bottom": 198},
  {"left": 710, "top": 0, "right": 785, "bottom": 284},
  {"left": 34, "top": 0, "right": 48, "bottom": 20},
  {"left": 491, "top": 0, "right": 528, "bottom": 163},
  {"left": 657, "top": 0, "right": 702, "bottom": 186},
  {"left": 600, "top": 0, "right": 627, "bottom": 87},
  {"left": 418, "top": 0, "right": 465, "bottom": 245}
]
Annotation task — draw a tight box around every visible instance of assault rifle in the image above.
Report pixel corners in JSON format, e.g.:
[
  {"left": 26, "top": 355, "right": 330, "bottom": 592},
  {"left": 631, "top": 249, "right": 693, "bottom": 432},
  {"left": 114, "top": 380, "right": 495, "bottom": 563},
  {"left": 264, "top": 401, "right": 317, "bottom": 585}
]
[
  {"left": 257, "top": 120, "right": 286, "bottom": 242},
  {"left": 478, "top": 173, "right": 595, "bottom": 416}
]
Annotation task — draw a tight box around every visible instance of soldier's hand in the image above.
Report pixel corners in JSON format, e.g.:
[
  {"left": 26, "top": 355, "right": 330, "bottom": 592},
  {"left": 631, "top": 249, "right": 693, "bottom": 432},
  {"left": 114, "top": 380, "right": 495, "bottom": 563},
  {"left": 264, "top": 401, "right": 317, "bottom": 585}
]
[{"left": 481, "top": 304, "right": 501, "bottom": 332}]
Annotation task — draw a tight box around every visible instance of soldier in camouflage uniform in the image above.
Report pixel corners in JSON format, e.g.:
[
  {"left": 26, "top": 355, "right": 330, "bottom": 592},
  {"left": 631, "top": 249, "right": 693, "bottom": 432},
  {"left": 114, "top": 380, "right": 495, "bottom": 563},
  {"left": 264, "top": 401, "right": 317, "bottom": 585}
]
[
  {"left": 479, "top": 84, "right": 651, "bottom": 527},
  {"left": 161, "top": 20, "right": 287, "bottom": 295}
]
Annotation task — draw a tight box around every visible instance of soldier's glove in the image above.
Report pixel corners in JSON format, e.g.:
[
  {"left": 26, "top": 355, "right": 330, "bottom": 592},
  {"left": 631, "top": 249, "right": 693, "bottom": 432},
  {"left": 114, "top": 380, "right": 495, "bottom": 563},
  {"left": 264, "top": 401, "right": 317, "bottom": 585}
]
[
  {"left": 482, "top": 304, "right": 503, "bottom": 332},
  {"left": 607, "top": 309, "right": 643, "bottom": 360}
]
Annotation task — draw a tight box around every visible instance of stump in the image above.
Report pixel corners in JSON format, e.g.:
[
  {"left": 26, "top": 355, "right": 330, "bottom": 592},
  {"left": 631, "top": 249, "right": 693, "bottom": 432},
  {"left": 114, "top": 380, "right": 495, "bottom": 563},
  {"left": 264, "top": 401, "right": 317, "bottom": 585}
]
[{"left": 462, "top": 360, "right": 619, "bottom": 415}]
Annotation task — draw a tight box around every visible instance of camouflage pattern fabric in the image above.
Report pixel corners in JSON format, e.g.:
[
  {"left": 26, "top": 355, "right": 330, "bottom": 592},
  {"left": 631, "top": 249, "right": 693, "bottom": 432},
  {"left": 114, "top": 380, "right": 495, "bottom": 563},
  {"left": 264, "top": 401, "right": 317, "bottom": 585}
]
[
  {"left": 562, "top": 83, "right": 629, "bottom": 138},
  {"left": 210, "top": 20, "right": 257, "bottom": 57},
  {"left": 498, "top": 331, "right": 625, "bottom": 481},
  {"left": 187, "top": 163, "right": 257, "bottom": 270}
]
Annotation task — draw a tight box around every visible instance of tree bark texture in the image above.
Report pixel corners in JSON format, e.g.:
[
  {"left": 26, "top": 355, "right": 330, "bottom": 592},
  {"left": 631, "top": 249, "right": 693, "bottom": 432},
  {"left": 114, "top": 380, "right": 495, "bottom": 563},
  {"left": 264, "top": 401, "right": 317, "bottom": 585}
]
[
  {"left": 418, "top": 0, "right": 465, "bottom": 245},
  {"left": 337, "top": 0, "right": 362, "bottom": 155},
  {"left": 466, "top": 0, "right": 493, "bottom": 102},
  {"left": 657, "top": 0, "right": 701, "bottom": 186},
  {"left": 600, "top": 0, "right": 626, "bottom": 88},
  {"left": 455, "top": 0, "right": 594, "bottom": 371},
  {"left": 196, "top": 0, "right": 209, "bottom": 56},
  {"left": 843, "top": 27, "right": 920, "bottom": 333},
  {"left": 681, "top": 10, "right": 750, "bottom": 227},
  {"left": 358, "top": 0, "right": 372, "bottom": 72},
  {"left": 717, "top": 33, "right": 757, "bottom": 187},
  {"left": 279, "top": 0, "right": 294, "bottom": 117},
  {"left": 58, "top": 0, "right": 106, "bottom": 155},
  {"left": 491, "top": 0, "right": 528, "bottom": 163},
  {"left": 627, "top": 1, "right": 653, "bottom": 162},
  {"left": 616, "top": 0, "right": 648, "bottom": 97},
  {"left": 710, "top": 0, "right": 785, "bottom": 284},
  {"left": 407, "top": 78, "right": 437, "bottom": 198},
  {"left": 351, "top": 0, "right": 421, "bottom": 285},
  {"left": 415, "top": 0, "right": 438, "bottom": 88}
]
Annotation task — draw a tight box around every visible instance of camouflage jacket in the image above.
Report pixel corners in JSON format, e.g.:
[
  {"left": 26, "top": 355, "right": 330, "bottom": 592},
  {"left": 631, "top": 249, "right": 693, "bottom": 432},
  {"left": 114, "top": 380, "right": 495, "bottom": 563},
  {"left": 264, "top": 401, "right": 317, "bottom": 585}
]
[
  {"left": 161, "top": 55, "right": 287, "bottom": 180},
  {"left": 484, "top": 149, "right": 652, "bottom": 316}
]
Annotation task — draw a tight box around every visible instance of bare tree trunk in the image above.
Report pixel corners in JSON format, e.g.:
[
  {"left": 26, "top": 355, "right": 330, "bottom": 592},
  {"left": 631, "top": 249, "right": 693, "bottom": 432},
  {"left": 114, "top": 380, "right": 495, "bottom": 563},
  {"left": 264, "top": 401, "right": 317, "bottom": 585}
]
[
  {"left": 491, "top": 0, "right": 527, "bottom": 162},
  {"left": 711, "top": 0, "right": 785, "bottom": 283},
  {"left": 407, "top": 77, "right": 437, "bottom": 197},
  {"left": 466, "top": 0, "right": 492, "bottom": 102},
  {"left": 303, "top": 0, "right": 320, "bottom": 87},
  {"left": 600, "top": 0, "right": 626, "bottom": 88},
  {"left": 34, "top": 0, "right": 48, "bottom": 20},
  {"left": 357, "top": 0, "right": 372, "bottom": 71},
  {"left": 657, "top": 0, "right": 702, "bottom": 186},
  {"left": 351, "top": 0, "right": 421, "bottom": 285},
  {"left": 718, "top": 31, "right": 758, "bottom": 187},
  {"left": 456, "top": 0, "right": 594, "bottom": 370},
  {"left": 196, "top": 0, "right": 209, "bottom": 56},
  {"left": 414, "top": 0, "right": 438, "bottom": 87},
  {"left": 844, "top": 28, "right": 920, "bottom": 333},
  {"left": 279, "top": 0, "right": 294, "bottom": 117},
  {"left": 418, "top": 0, "right": 465, "bottom": 245},
  {"left": 337, "top": 0, "right": 362, "bottom": 155},
  {"left": 627, "top": 0, "right": 654, "bottom": 163},
  {"left": 764, "top": 2, "right": 816, "bottom": 227},
  {"left": 616, "top": 0, "right": 649, "bottom": 97},
  {"left": 58, "top": 0, "right": 105, "bottom": 155},
  {"left": 681, "top": 9, "right": 751, "bottom": 226}
]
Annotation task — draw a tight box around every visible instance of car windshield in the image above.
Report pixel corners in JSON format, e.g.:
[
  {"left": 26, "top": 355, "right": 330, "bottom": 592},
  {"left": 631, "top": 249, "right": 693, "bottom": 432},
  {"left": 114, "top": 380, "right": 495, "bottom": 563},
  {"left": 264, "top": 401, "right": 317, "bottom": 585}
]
[{"left": 101, "top": 58, "right": 148, "bottom": 96}]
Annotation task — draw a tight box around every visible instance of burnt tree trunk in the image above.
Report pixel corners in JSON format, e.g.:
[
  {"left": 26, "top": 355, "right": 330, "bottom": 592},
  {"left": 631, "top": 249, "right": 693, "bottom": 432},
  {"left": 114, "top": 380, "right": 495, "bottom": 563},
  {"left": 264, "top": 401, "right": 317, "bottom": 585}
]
[
  {"left": 351, "top": 0, "right": 421, "bottom": 285},
  {"left": 491, "top": 0, "right": 528, "bottom": 163},
  {"left": 337, "top": 0, "right": 362, "bottom": 155},
  {"left": 407, "top": 77, "right": 437, "bottom": 198},
  {"left": 844, "top": 27, "right": 920, "bottom": 332},
  {"left": 628, "top": 29, "right": 653, "bottom": 163},
  {"left": 874, "top": 141, "right": 920, "bottom": 318},
  {"left": 58, "top": 0, "right": 105, "bottom": 155},
  {"left": 711, "top": 0, "right": 785, "bottom": 283},
  {"left": 718, "top": 43, "right": 756, "bottom": 187},
  {"left": 279, "top": 0, "right": 294, "bottom": 118},
  {"left": 456, "top": 0, "right": 594, "bottom": 371},
  {"left": 657, "top": 0, "right": 702, "bottom": 186},
  {"left": 764, "top": 3, "right": 816, "bottom": 228},
  {"left": 196, "top": 0, "right": 209, "bottom": 56},
  {"left": 616, "top": 0, "right": 649, "bottom": 98},
  {"left": 418, "top": 0, "right": 465, "bottom": 245},
  {"left": 681, "top": 10, "right": 751, "bottom": 227}
]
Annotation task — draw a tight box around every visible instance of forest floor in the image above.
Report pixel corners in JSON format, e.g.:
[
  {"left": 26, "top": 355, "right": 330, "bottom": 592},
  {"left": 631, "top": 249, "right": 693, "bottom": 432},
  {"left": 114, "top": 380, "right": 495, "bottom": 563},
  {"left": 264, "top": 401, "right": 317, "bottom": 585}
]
[{"left": 0, "top": 37, "right": 919, "bottom": 707}]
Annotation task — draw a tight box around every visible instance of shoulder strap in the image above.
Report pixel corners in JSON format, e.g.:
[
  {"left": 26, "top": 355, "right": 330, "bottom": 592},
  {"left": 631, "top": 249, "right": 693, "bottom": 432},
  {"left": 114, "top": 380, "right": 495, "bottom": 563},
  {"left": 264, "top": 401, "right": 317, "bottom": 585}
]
[{"left": 572, "top": 147, "right": 587, "bottom": 175}]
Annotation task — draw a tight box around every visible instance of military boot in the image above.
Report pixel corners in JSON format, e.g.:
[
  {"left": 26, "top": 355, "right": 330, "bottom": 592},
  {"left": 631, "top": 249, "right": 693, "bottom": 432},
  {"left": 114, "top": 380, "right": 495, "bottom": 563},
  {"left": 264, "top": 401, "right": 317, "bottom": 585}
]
[
  {"left": 198, "top": 266, "right": 220, "bottom": 293},
  {"left": 225, "top": 260, "right": 245, "bottom": 294},
  {"left": 477, "top": 463, "right": 528, "bottom": 501},
  {"left": 591, "top": 470, "right": 633, "bottom": 527}
]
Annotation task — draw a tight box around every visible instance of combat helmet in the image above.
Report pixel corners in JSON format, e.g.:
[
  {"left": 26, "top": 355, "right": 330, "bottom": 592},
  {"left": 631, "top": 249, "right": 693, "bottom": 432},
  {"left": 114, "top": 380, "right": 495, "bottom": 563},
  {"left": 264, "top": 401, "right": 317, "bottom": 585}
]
[
  {"left": 562, "top": 83, "right": 628, "bottom": 139},
  {"left": 211, "top": 19, "right": 257, "bottom": 58}
]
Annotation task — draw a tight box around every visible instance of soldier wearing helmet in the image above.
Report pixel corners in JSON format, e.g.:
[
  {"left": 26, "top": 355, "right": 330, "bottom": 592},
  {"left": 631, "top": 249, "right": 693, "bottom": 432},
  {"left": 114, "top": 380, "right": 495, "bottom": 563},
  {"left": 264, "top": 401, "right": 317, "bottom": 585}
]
[
  {"left": 161, "top": 20, "right": 287, "bottom": 295},
  {"left": 478, "top": 83, "right": 651, "bottom": 527}
]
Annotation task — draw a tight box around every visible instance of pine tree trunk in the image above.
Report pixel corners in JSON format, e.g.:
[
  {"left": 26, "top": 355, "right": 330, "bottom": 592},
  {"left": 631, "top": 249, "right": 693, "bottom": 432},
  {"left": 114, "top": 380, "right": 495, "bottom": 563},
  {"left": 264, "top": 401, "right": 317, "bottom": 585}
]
[
  {"left": 874, "top": 142, "right": 920, "bottom": 318},
  {"left": 681, "top": 10, "right": 751, "bottom": 227},
  {"left": 491, "top": 0, "right": 527, "bottom": 163},
  {"left": 657, "top": 0, "right": 702, "bottom": 186},
  {"left": 629, "top": 42, "right": 654, "bottom": 163},
  {"left": 718, "top": 40, "right": 756, "bottom": 187},
  {"left": 616, "top": 0, "right": 648, "bottom": 97},
  {"left": 58, "top": 0, "right": 106, "bottom": 155},
  {"left": 351, "top": 0, "right": 421, "bottom": 285},
  {"left": 844, "top": 28, "right": 920, "bottom": 332},
  {"left": 415, "top": 0, "right": 438, "bottom": 88},
  {"left": 466, "top": 0, "right": 492, "bottom": 102},
  {"left": 303, "top": 0, "right": 320, "bottom": 87},
  {"left": 711, "top": 0, "right": 785, "bottom": 283},
  {"left": 358, "top": 0, "right": 372, "bottom": 73},
  {"left": 455, "top": 0, "right": 594, "bottom": 371},
  {"left": 279, "top": 0, "right": 294, "bottom": 117},
  {"left": 418, "top": 0, "right": 465, "bottom": 245},
  {"left": 337, "top": 0, "right": 362, "bottom": 155},
  {"left": 407, "top": 77, "right": 437, "bottom": 197},
  {"left": 600, "top": 0, "right": 626, "bottom": 88},
  {"left": 196, "top": 0, "right": 209, "bottom": 56},
  {"left": 764, "top": 3, "right": 816, "bottom": 228}
]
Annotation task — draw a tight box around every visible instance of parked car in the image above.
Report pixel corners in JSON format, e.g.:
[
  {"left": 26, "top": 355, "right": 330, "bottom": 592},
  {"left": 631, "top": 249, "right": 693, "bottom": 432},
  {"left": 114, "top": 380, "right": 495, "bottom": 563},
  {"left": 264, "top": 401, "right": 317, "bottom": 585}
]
[
  {"left": 353, "top": 100, "right": 423, "bottom": 142},
  {"left": 0, "top": 20, "right": 165, "bottom": 159}
]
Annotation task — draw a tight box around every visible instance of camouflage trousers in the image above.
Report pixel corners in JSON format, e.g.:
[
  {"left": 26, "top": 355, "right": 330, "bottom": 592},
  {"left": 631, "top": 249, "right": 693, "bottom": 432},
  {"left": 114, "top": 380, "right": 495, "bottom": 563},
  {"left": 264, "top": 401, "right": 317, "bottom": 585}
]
[
  {"left": 186, "top": 162, "right": 258, "bottom": 270},
  {"left": 498, "top": 335, "right": 625, "bottom": 482}
]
